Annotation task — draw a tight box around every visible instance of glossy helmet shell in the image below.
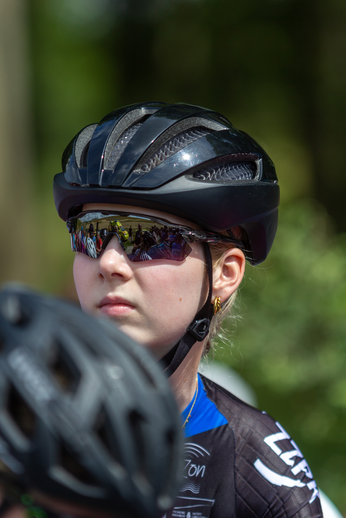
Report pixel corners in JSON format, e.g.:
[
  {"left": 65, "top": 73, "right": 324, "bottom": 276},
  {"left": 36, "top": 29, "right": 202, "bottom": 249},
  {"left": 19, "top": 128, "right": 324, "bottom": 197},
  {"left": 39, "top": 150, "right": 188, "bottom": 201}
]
[
  {"left": 0, "top": 285, "right": 183, "bottom": 518},
  {"left": 54, "top": 102, "right": 280, "bottom": 264}
]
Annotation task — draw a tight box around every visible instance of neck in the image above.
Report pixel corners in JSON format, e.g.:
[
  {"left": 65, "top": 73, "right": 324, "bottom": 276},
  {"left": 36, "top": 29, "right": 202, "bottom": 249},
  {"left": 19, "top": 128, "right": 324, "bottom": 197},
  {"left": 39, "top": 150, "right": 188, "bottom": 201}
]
[{"left": 168, "top": 341, "right": 205, "bottom": 412}]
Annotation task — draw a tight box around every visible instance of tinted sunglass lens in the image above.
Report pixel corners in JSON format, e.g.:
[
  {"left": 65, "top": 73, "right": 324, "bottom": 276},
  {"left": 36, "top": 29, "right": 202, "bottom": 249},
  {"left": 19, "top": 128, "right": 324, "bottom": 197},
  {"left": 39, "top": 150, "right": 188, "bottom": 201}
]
[{"left": 69, "top": 214, "right": 192, "bottom": 262}]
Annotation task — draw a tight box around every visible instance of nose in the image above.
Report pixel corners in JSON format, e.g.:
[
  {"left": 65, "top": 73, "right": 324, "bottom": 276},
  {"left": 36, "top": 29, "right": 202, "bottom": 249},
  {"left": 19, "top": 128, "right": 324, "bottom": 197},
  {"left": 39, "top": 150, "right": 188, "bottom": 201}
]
[{"left": 98, "top": 235, "right": 133, "bottom": 281}]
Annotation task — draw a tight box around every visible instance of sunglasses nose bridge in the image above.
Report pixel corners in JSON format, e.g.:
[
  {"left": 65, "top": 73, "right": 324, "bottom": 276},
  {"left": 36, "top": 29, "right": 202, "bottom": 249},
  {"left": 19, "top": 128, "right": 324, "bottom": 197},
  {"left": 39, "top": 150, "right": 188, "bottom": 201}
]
[{"left": 102, "top": 232, "right": 126, "bottom": 253}]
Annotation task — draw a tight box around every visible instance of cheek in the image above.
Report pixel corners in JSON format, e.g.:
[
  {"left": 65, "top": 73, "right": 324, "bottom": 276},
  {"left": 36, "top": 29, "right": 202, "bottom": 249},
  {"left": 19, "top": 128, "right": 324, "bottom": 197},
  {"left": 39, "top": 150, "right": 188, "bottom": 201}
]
[
  {"left": 73, "top": 254, "right": 95, "bottom": 312},
  {"left": 132, "top": 258, "right": 206, "bottom": 353},
  {"left": 141, "top": 257, "right": 206, "bottom": 317}
]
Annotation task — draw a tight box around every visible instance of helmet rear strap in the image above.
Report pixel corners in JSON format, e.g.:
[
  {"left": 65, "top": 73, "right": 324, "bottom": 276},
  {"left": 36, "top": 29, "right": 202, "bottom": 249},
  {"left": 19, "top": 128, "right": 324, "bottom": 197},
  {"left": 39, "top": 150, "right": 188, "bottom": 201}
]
[{"left": 160, "top": 243, "right": 214, "bottom": 377}]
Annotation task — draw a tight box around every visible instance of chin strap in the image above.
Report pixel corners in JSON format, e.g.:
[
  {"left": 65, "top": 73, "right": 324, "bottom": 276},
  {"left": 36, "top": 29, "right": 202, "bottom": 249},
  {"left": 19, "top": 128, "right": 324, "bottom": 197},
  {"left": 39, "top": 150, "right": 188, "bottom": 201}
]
[{"left": 160, "top": 244, "right": 214, "bottom": 377}]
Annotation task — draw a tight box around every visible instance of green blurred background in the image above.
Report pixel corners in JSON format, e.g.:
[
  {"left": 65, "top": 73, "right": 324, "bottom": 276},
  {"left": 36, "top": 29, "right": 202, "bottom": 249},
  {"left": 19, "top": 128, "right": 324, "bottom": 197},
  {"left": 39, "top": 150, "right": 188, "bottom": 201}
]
[{"left": 1, "top": 0, "right": 346, "bottom": 513}]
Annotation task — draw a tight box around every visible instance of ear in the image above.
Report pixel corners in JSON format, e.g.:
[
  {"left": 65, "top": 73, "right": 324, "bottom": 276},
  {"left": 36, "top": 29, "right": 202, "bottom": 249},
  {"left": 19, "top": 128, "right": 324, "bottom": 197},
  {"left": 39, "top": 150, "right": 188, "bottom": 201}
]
[{"left": 212, "top": 248, "right": 245, "bottom": 302}]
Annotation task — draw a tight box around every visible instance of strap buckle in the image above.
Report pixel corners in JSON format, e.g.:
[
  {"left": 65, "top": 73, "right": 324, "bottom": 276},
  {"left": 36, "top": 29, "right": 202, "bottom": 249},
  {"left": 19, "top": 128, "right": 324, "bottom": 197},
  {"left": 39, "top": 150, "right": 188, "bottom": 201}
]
[{"left": 187, "top": 318, "right": 210, "bottom": 341}]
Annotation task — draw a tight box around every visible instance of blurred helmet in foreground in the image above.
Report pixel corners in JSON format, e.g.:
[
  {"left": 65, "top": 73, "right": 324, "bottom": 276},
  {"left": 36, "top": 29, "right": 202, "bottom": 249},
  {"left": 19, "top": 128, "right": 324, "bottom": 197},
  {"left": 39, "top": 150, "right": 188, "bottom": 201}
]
[{"left": 0, "top": 285, "right": 183, "bottom": 518}]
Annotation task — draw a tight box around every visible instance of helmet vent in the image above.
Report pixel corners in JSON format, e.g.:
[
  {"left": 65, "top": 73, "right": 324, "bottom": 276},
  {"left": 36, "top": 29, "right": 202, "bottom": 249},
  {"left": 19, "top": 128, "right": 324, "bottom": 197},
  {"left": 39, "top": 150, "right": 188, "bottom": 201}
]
[
  {"left": 128, "top": 410, "right": 146, "bottom": 475},
  {"left": 136, "top": 126, "right": 210, "bottom": 174},
  {"left": 94, "top": 406, "right": 121, "bottom": 465},
  {"left": 7, "top": 384, "right": 36, "bottom": 438},
  {"left": 60, "top": 440, "right": 99, "bottom": 485},
  {"left": 193, "top": 161, "right": 258, "bottom": 182},
  {"left": 80, "top": 141, "right": 91, "bottom": 168},
  {"left": 104, "top": 122, "right": 142, "bottom": 171},
  {"left": 48, "top": 342, "right": 81, "bottom": 394},
  {"left": 75, "top": 124, "right": 98, "bottom": 168},
  {"left": 159, "top": 427, "right": 176, "bottom": 498}
]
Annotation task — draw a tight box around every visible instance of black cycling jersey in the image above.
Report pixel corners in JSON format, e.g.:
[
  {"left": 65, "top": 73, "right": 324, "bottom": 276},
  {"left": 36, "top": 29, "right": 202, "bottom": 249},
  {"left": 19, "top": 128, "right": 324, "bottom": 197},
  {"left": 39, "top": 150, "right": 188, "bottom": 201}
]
[{"left": 166, "top": 374, "right": 323, "bottom": 518}]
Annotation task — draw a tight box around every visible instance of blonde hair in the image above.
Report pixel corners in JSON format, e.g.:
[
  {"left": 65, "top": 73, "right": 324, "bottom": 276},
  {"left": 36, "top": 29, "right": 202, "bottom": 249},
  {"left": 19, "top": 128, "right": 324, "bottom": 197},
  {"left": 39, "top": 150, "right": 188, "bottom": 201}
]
[{"left": 204, "top": 227, "right": 247, "bottom": 355}]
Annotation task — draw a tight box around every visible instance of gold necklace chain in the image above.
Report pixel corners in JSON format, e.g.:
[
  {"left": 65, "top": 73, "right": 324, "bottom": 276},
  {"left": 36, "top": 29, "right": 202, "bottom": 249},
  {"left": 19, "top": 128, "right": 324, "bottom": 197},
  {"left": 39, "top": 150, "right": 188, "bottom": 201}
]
[{"left": 182, "top": 376, "right": 198, "bottom": 429}]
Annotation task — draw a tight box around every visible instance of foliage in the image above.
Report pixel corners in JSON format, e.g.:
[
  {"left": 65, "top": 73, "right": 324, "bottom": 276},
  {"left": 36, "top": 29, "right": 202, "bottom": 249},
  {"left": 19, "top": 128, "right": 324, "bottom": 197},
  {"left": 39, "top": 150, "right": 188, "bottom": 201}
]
[{"left": 214, "top": 199, "right": 346, "bottom": 512}]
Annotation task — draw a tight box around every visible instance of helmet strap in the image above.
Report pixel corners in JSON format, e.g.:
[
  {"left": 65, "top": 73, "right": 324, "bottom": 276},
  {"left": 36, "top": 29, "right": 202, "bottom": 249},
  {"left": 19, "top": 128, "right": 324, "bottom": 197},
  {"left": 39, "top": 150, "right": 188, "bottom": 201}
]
[{"left": 160, "top": 243, "right": 214, "bottom": 377}]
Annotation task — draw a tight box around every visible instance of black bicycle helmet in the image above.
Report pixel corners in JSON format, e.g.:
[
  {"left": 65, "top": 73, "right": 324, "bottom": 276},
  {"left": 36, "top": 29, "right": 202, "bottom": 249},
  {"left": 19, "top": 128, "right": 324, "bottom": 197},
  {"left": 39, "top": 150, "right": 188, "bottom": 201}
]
[
  {"left": 54, "top": 101, "right": 279, "bottom": 266},
  {"left": 53, "top": 102, "right": 280, "bottom": 376},
  {"left": 0, "top": 285, "right": 183, "bottom": 518}
]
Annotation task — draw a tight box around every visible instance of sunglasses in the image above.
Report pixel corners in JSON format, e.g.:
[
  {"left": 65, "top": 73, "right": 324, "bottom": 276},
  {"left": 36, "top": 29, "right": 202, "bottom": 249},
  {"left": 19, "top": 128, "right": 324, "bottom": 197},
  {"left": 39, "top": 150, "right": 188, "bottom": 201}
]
[{"left": 67, "top": 211, "right": 243, "bottom": 262}]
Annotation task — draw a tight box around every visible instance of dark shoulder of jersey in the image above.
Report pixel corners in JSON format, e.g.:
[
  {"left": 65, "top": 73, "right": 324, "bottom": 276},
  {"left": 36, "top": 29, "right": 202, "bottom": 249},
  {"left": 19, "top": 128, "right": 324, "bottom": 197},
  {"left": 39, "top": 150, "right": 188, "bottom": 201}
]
[{"left": 167, "top": 374, "right": 323, "bottom": 518}]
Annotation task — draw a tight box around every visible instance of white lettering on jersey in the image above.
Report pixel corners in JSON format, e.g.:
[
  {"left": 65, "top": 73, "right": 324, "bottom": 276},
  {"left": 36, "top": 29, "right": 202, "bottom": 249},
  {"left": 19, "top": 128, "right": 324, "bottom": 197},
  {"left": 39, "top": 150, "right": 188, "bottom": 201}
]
[
  {"left": 280, "top": 439, "right": 304, "bottom": 466},
  {"left": 307, "top": 480, "right": 320, "bottom": 504},
  {"left": 183, "top": 443, "right": 210, "bottom": 485},
  {"left": 264, "top": 421, "right": 290, "bottom": 455},
  {"left": 254, "top": 459, "right": 305, "bottom": 488},
  {"left": 254, "top": 422, "right": 320, "bottom": 504}
]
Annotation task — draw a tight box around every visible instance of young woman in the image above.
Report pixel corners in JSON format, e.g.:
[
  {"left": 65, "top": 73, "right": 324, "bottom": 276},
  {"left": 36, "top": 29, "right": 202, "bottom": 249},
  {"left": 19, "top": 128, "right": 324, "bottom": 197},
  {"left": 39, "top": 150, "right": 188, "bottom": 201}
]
[{"left": 54, "top": 102, "right": 323, "bottom": 518}]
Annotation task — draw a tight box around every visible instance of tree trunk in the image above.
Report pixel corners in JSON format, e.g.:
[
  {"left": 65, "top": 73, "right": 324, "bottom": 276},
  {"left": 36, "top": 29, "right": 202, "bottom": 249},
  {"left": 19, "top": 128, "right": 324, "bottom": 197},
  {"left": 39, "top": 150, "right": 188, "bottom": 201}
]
[{"left": 0, "top": 0, "right": 37, "bottom": 283}]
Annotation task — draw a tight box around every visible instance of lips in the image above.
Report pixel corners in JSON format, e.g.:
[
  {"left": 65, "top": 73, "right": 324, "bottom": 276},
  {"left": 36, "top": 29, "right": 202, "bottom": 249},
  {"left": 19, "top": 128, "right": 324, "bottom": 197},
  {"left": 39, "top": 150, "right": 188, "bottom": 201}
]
[{"left": 97, "top": 296, "right": 135, "bottom": 317}]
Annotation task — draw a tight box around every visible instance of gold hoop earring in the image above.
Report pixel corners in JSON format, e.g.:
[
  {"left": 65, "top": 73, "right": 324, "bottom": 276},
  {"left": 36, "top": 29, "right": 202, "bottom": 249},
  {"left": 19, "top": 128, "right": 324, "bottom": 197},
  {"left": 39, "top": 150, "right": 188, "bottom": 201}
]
[{"left": 213, "top": 296, "right": 221, "bottom": 315}]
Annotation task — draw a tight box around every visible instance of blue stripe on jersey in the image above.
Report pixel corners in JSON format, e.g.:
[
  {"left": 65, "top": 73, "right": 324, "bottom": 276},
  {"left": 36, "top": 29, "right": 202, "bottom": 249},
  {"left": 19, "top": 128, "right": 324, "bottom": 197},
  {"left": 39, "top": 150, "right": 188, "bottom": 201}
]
[{"left": 181, "top": 374, "right": 227, "bottom": 438}]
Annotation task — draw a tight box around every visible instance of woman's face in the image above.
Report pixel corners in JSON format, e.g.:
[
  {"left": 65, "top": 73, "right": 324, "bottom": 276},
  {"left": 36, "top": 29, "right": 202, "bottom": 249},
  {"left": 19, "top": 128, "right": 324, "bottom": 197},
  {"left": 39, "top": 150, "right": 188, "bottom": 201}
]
[{"left": 73, "top": 204, "right": 207, "bottom": 359}]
